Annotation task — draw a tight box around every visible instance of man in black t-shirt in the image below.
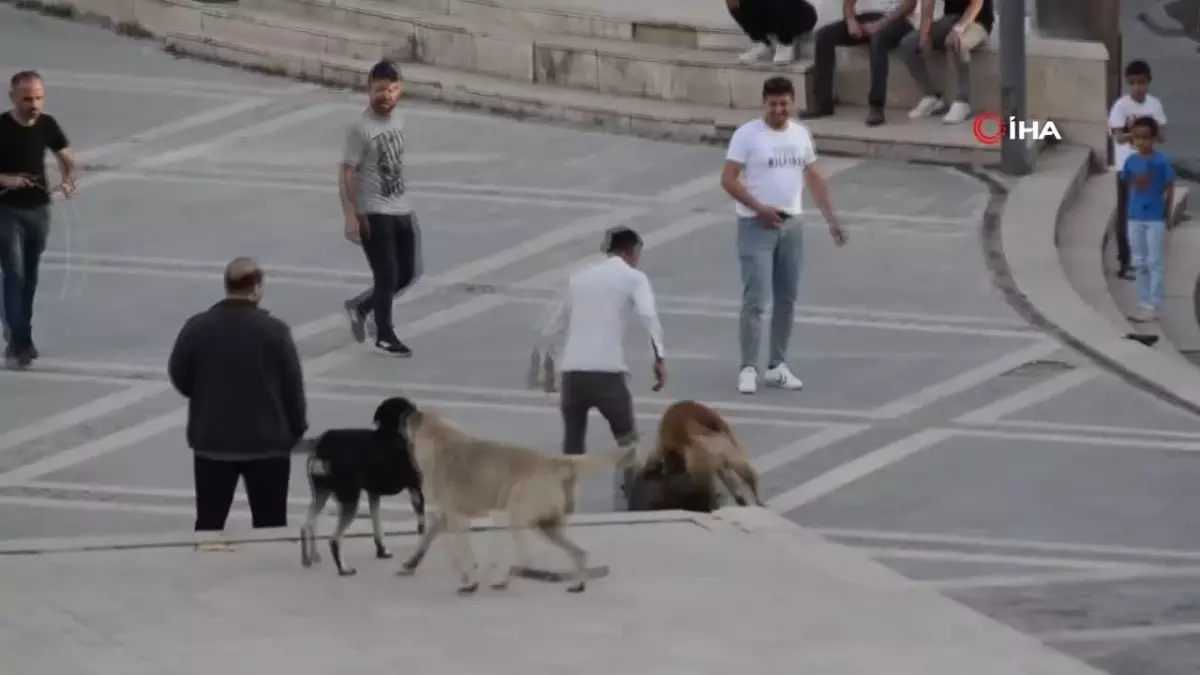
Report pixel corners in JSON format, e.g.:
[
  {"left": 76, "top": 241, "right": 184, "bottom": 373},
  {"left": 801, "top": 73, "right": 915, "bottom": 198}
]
[
  {"left": 896, "top": 0, "right": 995, "bottom": 125},
  {"left": 0, "top": 70, "right": 76, "bottom": 367}
]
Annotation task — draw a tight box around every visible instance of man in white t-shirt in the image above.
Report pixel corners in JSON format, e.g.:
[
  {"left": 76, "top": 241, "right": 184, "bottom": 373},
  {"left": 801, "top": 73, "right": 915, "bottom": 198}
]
[
  {"left": 720, "top": 76, "right": 847, "bottom": 395},
  {"left": 1108, "top": 58, "right": 1168, "bottom": 280}
]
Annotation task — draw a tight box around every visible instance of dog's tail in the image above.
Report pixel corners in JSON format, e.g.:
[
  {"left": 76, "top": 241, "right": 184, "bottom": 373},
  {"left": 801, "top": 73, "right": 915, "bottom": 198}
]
[{"left": 562, "top": 444, "right": 638, "bottom": 476}]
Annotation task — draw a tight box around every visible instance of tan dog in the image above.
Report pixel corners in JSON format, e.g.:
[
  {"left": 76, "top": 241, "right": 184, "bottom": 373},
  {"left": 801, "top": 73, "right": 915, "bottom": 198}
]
[
  {"left": 396, "top": 407, "right": 636, "bottom": 594},
  {"left": 633, "top": 400, "right": 762, "bottom": 511}
]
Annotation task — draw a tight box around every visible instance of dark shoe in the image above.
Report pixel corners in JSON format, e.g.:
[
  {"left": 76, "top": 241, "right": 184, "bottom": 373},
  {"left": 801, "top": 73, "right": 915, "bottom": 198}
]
[
  {"left": 865, "top": 107, "right": 885, "bottom": 126},
  {"left": 1117, "top": 265, "right": 1135, "bottom": 280},
  {"left": 13, "top": 347, "right": 33, "bottom": 368},
  {"left": 343, "top": 299, "right": 368, "bottom": 343},
  {"left": 27, "top": 343, "right": 38, "bottom": 360},
  {"left": 373, "top": 337, "right": 412, "bottom": 358}
]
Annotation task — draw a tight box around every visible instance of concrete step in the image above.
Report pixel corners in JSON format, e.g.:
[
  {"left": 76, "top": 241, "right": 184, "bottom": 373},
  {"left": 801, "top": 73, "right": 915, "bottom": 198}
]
[
  {"left": 210, "top": 0, "right": 805, "bottom": 109},
  {"left": 374, "top": 0, "right": 751, "bottom": 50},
  {"left": 163, "top": 29, "right": 1014, "bottom": 165}
]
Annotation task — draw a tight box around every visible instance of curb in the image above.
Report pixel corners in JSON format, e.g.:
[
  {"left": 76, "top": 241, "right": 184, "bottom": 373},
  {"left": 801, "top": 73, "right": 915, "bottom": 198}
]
[{"left": 998, "top": 146, "right": 1200, "bottom": 418}]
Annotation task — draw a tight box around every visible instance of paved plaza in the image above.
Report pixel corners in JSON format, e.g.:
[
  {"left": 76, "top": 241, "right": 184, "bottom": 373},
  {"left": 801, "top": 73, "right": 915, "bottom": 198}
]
[{"left": 4, "top": 6, "right": 1200, "bottom": 674}]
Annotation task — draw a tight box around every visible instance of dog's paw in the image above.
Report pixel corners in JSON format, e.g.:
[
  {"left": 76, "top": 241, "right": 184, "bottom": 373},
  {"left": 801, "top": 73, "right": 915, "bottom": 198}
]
[
  {"left": 457, "top": 581, "right": 480, "bottom": 595},
  {"left": 337, "top": 567, "right": 358, "bottom": 577},
  {"left": 566, "top": 582, "right": 586, "bottom": 593}
]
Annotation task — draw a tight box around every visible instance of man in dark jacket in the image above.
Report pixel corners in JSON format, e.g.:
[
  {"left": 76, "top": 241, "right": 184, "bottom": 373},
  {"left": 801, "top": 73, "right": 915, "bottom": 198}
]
[{"left": 168, "top": 257, "right": 308, "bottom": 532}]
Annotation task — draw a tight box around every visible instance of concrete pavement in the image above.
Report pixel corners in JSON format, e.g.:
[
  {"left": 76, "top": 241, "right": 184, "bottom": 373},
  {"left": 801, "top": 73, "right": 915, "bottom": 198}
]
[{"left": 3, "top": 7, "right": 1200, "bottom": 675}]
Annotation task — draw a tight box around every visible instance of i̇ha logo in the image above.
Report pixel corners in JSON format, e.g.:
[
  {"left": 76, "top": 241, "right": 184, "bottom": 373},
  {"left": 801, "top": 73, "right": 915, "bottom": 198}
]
[{"left": 972, "top": 111, "right": 1063, "bottom": 145}]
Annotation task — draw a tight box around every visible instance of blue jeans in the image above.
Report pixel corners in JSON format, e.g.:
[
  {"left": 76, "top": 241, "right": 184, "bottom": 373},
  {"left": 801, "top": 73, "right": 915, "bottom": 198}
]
[
  {"left": 1127, "top": 219, "right": 1166, "bottom": 310},
  {"left": 0, "top": 205, "right": 50, "bottom": 351},
  {"left": 736, "top": 216, "right": 804, "bottom": 369}
]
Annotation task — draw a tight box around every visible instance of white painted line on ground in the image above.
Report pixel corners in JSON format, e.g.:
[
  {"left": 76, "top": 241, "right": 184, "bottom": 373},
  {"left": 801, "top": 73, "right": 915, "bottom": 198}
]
[
  {"left": 924, "top": 564, "right": 1200, "bottom": 591},
  {"left": 20, "top": 480, "right": 418, "bottom": 514},
  {"left": 74, "top": 98, "right": 276, "bottom": 163},
  {"left": 869, "top": 340, "right": 1065, "bottom": 419},
  {"left": 1038, "top": 623, "right": 1200, "bottom": 643},
  {"left": 38, "top": 251, "right": 374, "bottom": 280},
  {"left": 0, "top": 410, "right": 187, "bottom": 484},
  {"left": 503, "top": 295, "right": 1036, "bottom": 338},
  {"left": 134, "top": 103, "right": 347, "bottom": 168},
  {"left": 948, "top": 426, "right": 1200, "bottom": 451},
  {"left": 983, "top": 418, "right": 1200, "bottom": 441},
  {"left": 307, "top": 391, "right": 829, "bottom": 429},
  {"left": 766, "top": 428, "right": 957, "bottom": 514},
  {"left": 99, "top": 171, "right": 614, "bottom": 209},
  {"left": 751, "top": 424, "right": 870, "bottom": 474},
  {"left": 0, "top": 382, "right": 165, "bottom": 455},
  {"left": 811, "top": 527, "right": 1200, "bottom": 562},
  {"left": 39, "top": 263, "right": 365, "bottom": 290},
  {"left": 860, "top": 547, "right": 1160, "bottom": 572},
  {"left": 954, "top": 368, "right": 1099, "bottom": 424},
  {"left": 0, "top": 495, "right": 414, "bottom": 528},
  {"left": 638, "top": 305, "right": 1038, "bottom": 339},
  {"left": 1, "top": 65, "right": 316, "bottom": 95},
  {"left": 652, "top": 294, "right": 1033, "bottom": 327},
  {"left": 0, "top": 367, "right": 136, "bottom": 386}
]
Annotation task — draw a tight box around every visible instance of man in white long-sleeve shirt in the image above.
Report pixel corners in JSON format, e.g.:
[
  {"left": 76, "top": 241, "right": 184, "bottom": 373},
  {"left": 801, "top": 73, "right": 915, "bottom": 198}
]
[{"left": 535, "top": 227, "right": 667, "bottom": 502}]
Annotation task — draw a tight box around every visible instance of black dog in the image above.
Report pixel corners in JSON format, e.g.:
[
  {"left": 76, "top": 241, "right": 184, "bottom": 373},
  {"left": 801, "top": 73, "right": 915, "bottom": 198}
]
[
  {"left": 626, "top": 451, "right": 720, "bottom": 513},
  {"left": 297, "top": 396, "right": 425, "bottom": 576}
]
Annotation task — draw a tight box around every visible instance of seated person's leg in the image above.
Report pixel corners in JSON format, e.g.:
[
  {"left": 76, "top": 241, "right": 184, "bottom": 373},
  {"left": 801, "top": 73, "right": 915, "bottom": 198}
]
[
  {"left": 862, "top": 15, "right": 915, "bottom": 126},
  {"left": 899, "top": 20, "right": 949, "bottom": 118},
  {"left": 803, "top": 13, "right": 878, "bottom": 117},
  {"left": 943, "top": 22, "right": 990, "bottom": 123},
  {"left": 731, "top": 0, "right": 776, "bottom": 64}
]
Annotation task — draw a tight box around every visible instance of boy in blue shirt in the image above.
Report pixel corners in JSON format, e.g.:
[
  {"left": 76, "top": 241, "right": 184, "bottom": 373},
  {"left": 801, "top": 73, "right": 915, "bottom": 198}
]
[{"left": 1120, "top": 115, "right": 1176, "bottom": 323}]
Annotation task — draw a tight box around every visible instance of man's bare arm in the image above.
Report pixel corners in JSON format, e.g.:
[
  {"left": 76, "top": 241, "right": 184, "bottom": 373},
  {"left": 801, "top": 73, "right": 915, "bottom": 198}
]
[
  {"left": 338, "top": 163, "right": 359, "bottom": 218},
  {"left": 54, "top": 147, "right": 76, "bottom": 195},
  {"left": 803, "top": 164, "right": 846, "bottom": 245},
  {"left": 720, "top": 160, "right": 769, "bottom": 214}
]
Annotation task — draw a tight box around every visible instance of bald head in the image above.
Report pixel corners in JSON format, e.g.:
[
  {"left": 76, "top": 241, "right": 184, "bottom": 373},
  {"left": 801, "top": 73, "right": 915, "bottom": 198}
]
[{"left": 224, "top": 257, "right": 264, "bottom": 297}]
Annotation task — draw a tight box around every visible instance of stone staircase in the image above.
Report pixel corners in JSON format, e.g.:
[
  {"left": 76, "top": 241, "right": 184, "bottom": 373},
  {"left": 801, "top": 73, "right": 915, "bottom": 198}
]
[{"left": 31, "top": 0, "right": 1110, "bottom": 164}]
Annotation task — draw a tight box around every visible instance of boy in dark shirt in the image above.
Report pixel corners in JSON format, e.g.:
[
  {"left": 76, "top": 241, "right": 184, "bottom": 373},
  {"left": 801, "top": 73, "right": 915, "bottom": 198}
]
[
  {"left": 0, "top": 70, "right": 76, "bottom": 367},
  {"left": 1120, "top": 116, "right": 1176, "bottom": 324}
]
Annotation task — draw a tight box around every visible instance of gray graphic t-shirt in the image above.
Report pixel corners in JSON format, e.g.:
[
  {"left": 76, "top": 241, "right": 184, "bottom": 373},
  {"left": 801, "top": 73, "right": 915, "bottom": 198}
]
[{"left": 342, "top": 110, "right": 412, "bottom": 215}]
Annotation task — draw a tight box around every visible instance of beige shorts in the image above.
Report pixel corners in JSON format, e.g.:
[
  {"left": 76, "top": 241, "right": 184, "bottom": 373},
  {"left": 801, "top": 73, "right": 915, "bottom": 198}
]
[{"left": 956, "top": 23, "right": 990, "bottom": 62}]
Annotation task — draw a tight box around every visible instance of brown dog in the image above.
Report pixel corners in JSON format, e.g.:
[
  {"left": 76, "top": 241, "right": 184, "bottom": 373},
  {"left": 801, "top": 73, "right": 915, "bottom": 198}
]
[{"left": 630, "top": 400, "right": 762, "bottom": 511}]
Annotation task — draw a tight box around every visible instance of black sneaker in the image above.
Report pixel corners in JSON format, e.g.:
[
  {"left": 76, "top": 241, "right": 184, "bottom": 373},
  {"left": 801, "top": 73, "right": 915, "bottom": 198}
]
[
  {"left": 343, "top": 299, "right": 368, "bottom": 343},
  {"left": 373, "top": 337, "right": 412, "bottom": 358}
]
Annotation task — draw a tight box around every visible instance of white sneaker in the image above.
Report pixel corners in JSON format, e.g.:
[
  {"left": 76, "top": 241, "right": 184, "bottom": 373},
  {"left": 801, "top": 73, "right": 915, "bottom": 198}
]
[
  {"left": 1128, "top": 305, "right": 1159, "bottom": 323},
  {"left": 942, "top": 101, "right": 972, "bottom": 124},
  {"left": 908, "top": 95, "right": 945, "bottom": 119},
  {"left": 738, "top": 42, "right": 773, "bottom": 64},
  {"left": 764, "top": 363, "right": 804, "bottom": 390},
  {"left": 772, "top": 42, "right": 795, "bottom": 65},
  {"left": 737, "top": 367, "right": 758, "bottom": 394}
]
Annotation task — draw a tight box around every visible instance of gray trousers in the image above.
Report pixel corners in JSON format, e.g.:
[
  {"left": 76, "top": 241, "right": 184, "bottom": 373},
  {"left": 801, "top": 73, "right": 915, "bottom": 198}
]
[
  {"left": 896, "top": 15, "right": 982, "bottom": 103},
  {"left": 737, "top": 216, "right": 804, "bottom": 370},
  {"left": 560, "top": 371, "right": 638, "bottom": 510}
]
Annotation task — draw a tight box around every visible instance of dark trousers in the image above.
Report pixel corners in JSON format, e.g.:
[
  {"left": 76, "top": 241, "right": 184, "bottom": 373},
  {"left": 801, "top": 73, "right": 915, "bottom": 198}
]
[
  {"left": 349, "top": 213, "right": 422, "bottom": 342},
  {"left": 560, "top": 371, "right": 638, "bottom": 456},
  {"left": 729, "top": 0, "right": 818, "bottom": 45},
  {"left": 0, "top": 205, "right": 49, "bottom": 351},
  {"left": 193, "top": 455, "right": 291, "bottom": 531},
  {"left": 811, "top": 13, "right": 913, "bottom": 110},
  {"left": 1115, "top": 174, "right": 1131, "bottom": 269}
]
